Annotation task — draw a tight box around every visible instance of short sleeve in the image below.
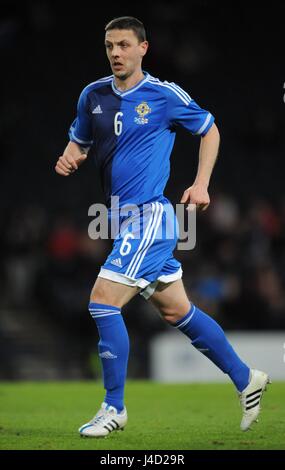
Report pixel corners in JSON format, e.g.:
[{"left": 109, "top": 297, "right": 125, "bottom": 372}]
[
  {"left": 166, "top": 82, "right": 214, "bottom": 136},
  {"left": 68, "top": 87, "right": 93, "bottom": 147}
]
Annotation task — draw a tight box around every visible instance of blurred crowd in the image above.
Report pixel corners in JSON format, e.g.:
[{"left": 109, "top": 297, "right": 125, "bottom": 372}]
[{"left": 182, "top": 193, "right": 285, "bottom": 330}]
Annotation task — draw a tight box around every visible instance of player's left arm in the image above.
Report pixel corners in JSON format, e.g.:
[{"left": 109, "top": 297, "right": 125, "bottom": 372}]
[{"left": 180, "top": 123, "right": 220, "bottom": 211}]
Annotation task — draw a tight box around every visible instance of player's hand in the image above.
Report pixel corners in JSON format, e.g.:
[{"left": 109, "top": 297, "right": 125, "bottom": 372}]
[
  {"left": 55, "top": 152, "right": 87, "bottom": 176},
  {"left": 180, "top": 184, "right": 210, "bottom": 211}
]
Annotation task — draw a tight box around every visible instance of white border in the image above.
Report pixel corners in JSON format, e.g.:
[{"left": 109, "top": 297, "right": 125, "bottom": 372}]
[
  {"left": 98, "top": 267, "right": 149, "bottom": 289},
  {"left": 140, "top": 267, "right": 183, "bottom": 299},
  {"left": 98, "top": 266, "right": 183, "bottom": 299}
]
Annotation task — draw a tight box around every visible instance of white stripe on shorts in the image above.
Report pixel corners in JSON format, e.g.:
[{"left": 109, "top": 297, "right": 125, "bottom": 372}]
[
  {"left": 131, "top": 203, "right": 164, "bottom": 278},
  {"left": 126, "top": 202, "right": 163, "bottom": 278},
  {"left": 125, "top": 202, "right": 157, "bottom": 277}
]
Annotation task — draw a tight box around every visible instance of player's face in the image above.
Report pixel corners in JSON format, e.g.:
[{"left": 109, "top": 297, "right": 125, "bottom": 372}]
[{"left": 105, "top": 29, "right": 148, "bottom": 80}]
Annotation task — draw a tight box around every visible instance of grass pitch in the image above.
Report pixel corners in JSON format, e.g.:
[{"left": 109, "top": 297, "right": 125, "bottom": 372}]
[{"left": 0, "top": 381, "right": 284, "bottom": 450}]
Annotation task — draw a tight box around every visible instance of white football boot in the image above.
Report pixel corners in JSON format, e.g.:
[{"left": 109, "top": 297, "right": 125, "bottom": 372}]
[
  {"left": 239, "top": 369, "right": 271, "bottom": 431},
  {"left": 79, "top": 402, "right": 127, "bottom": 437}
]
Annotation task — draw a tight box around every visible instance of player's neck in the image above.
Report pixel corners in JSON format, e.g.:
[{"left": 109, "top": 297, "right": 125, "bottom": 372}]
[{"left": 114, "top": 70, "right": 145, "bottom": 92}]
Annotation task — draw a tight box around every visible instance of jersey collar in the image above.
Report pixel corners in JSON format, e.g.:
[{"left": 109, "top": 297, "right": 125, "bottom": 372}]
[{"left": 111, "top": 71, "right": 150, "bottom": 97}]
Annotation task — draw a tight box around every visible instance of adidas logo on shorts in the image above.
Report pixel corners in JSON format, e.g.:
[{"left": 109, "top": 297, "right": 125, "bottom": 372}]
[{"left": 111, "top": 258, "right": 122, "bottom": 267}]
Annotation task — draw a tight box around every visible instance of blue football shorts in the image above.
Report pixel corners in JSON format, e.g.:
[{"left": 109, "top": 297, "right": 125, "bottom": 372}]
[{"left": 98, "top": 197, "right": 182, "bottom": 299}]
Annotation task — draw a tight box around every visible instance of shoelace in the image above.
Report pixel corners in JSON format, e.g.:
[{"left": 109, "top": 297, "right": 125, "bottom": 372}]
[
  {"left": 90, "top": 409, "right": 115, "bottom": 426},
  {"left": 90, "top": 413, "right": 105, "bottom": 425}
]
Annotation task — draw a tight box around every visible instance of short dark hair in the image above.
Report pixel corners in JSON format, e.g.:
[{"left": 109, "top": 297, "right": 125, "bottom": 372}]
[{"left": 105, "top": 16, "right": 146, "bottom": 43}]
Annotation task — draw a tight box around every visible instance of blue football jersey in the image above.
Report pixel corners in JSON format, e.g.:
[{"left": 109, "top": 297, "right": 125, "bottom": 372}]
[{"left": 69, "top": 72, "right": 214, "bottom": 208}]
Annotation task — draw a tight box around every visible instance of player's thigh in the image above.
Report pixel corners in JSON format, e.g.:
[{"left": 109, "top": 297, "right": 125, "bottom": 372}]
[
  {"left": 90, "top": 277, "right": 140, "bottom": 308},
  {"left": 149, "top": 279, "right": 191, "bottom": 322}
]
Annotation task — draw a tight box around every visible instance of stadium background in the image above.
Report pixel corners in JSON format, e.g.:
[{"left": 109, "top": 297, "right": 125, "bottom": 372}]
[{"left": 0, "top": 0, "right": 284, "bottom": 381}]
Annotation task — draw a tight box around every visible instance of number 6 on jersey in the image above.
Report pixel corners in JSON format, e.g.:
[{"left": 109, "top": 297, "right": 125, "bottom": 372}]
[{"left": 114, "top": 112, "right": 123, "bottom": 136}]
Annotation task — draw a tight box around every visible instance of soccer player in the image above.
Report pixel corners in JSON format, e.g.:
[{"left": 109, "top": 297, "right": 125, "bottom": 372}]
[{"left": 55, "top": 17, "right": 270, "bottom": 437}]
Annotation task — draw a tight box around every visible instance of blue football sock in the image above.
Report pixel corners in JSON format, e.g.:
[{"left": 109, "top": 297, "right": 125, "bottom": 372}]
[
  {"left": 89, "top": 302, "right": 129, "bottom": 412},
  {"left": 173, "top": 304, "right": 250, "bottom": 392}
]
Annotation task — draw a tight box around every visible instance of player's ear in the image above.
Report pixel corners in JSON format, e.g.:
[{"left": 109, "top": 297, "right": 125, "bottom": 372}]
[{"left": 140, "top": 40, "right": 149, "bottom": 57}]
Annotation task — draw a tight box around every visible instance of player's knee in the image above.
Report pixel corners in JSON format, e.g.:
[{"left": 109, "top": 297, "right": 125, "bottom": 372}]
[
  {"left": 90, "top": 284, "right": 110, "bottom": 305},
  {"left": 90, "top": 282, "right": 126, "bottom": 308},
  {"left": 164, "top": 315, "right": 178, "bottom": 325},
  {"left": 160, "top": 306, "right": 184, "bottom": 325}
]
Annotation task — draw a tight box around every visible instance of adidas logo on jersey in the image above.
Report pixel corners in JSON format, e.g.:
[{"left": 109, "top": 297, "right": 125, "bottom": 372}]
[
  {"left": 110, "top": 258, "right": 122, "bottom": 268},
  {"left": 92, "top": 104, "right": 103, "bottom": 114},
  {"left": 99, "top": 350, "right": 118, "bottom": 359}
]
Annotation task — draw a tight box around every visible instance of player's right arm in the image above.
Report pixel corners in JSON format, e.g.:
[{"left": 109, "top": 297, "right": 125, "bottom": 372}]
[
  {"left": 55, "top": 141, "right": 87, "bottom": 176},
  {"left": 56, "top": 84, "right": 93, "bottom": 176}
]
